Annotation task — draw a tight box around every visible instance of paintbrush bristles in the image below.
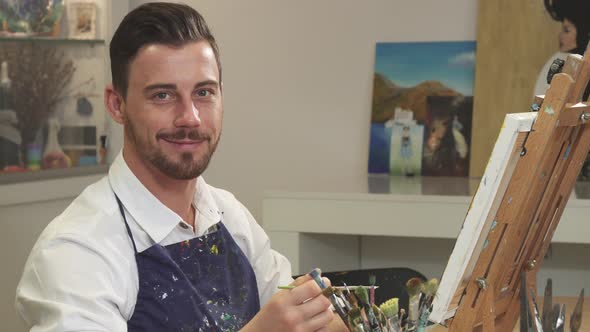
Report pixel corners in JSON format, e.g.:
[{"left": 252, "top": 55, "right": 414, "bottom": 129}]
[
  {"left": 322, "top": 286, "right": 335, "bottom": 298},
  {"left": 379, "top": 298, "right": 399, "bottom": 318},
  {"left": 372, "top": 304, "right": 387, "bottom": 327},
  {"left": 347, "top": 307, "right": 365, "bottom": 330},
  {"left": 542, "top": 278, "right": 553, "bottom": 332},
  {"left": 570, "top": 288, "right": 584, "bottom": 332},
  {"left": 422, "top": 278, "right": 439, "bottom": 297},
  {"left": 354, "top": 286, "right": 370, "bottom": 306},
  {"left": 405, "top": 277, "right": 423, "bottom": 297}
]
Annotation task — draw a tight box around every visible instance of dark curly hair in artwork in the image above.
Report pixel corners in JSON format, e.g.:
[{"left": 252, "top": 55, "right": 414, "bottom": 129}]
[{"left": 544, "top": 0, "right": 590, "bottom": 55}]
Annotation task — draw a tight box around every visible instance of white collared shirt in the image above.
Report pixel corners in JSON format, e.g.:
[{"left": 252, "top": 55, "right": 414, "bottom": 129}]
[{"left": 15, "top": 152, "right": 293, "bottom": 332}]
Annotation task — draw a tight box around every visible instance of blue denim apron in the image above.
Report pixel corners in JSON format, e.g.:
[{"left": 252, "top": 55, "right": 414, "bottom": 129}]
[{"left": 115, "top": 195, "right": 260, "bottom": 331}]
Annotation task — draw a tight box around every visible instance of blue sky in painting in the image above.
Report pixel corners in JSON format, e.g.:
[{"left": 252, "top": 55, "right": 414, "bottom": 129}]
[{"left": 374, "top": 41, "right": 476, "bottom": 95}]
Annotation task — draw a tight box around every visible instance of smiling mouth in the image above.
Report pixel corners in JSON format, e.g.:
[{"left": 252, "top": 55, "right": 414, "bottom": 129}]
[
  {"left": 161, "top": 138, "right": 207, "bottom": 151},
  {"left": 162, "top": 138, "right": 203, "bottom": 144}
]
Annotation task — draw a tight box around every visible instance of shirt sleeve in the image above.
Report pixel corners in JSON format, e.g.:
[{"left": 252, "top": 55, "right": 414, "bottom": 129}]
[
  {"left": 15, "top": 235, "right": 131, "bottom": 332},
  {"left": 235, "top": 202, "right": 294, "bottom": 307}
]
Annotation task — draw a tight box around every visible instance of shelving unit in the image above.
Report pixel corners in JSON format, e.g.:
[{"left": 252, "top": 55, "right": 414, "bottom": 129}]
[
  {"left": 0, "top": 34, "right": 107, "bottom": 184},
  {"left": 263, "top": 176, "right": 590, "bottom": 276}
]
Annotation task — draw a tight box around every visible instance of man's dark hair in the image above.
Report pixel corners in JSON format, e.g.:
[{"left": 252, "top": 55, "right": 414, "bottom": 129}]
[{"left": 110, "top": 2, "right": 221, "bottom": 98}]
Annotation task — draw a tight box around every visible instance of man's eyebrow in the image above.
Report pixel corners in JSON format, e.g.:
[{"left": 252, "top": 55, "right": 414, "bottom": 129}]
[
  {"left": 195, "top": 80, "right": 220, "bottom": 89},
  {"left": 143, "top": 83, "right": 177, "bottom": 93},
  {"left": 143, "top": 80, "right": 219, "bottom": 93}
]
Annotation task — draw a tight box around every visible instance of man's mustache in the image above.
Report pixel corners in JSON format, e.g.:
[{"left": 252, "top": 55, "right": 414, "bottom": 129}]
[{"left": 157, "top": 129, "right": 210, "bottom": 141}]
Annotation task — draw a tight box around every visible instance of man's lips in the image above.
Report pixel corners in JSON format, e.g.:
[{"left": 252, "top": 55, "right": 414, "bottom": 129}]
[
  {"left": 160, "top": 138, "right": 206, "bottom": 150},
  {"left": 161, "top": 138, "right": 204, "bottom": 144}
]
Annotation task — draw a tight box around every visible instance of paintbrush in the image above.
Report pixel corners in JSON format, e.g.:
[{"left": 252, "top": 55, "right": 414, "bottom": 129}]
[
  {"left": 399, "top": 308, "right": 407, "bottom": 331},
  {"left": 369, "top": 274, "right": 376, "bottom": 306},
  {"left": 355, "top": 286, "right": 382, "bottom": 332},
  {"left": 278, "top": 285, "right": 380, "bottom": 290},
  {"left": 553, "top": 303, "right": 565, "bottom": 332},
  {"left": 372, "top": 303, "right": 387, "bottom": 330},
  {"left": 406, "top": 277, "right": 424, "bottom": 331},
  {"left": 334, "top": 287, "right": 353, "bottom": 312},
  {"left": 380, "top": 298, "right": 401, "bottom": 332},
  {"left": 542, "top": 278, "right": 553, "bottom": 332},
  {"left": 529, "top": 289, "right": 543, "bottom": 332},
  {"left": 348, "top": 307, "right": 370, "bottom": 332},
  {"left": 570, "top": 289, "right": 584, "bottom": 332},
  {"left": 416, "top": 278, "right": 439, "bottom": 332},
  {"left": 307, "top": 268, "right": 350, "bottom": 326},
  {"left": 520, "top": 272, "right": 533, "bottom": 332}
]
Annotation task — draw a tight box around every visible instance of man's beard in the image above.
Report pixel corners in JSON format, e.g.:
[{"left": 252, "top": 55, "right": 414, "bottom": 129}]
[{"left": 125, "top": 120, "right": 219, "bottom": 180}]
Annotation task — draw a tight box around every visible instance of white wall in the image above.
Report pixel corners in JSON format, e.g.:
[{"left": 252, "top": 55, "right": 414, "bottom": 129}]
[{"left": 119, "top": 0, "right": 479, "bottom": 219}]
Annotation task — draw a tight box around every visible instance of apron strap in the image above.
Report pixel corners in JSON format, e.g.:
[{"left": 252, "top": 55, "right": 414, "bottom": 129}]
[{"left": 114, "top": 194, "right": 139, "bottom": 254}]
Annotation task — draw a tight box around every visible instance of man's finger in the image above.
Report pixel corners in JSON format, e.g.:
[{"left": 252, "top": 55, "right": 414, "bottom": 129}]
[
  {"left": 297, "top": 291, "right": 332, "bottom": 319},
  {"left": 302, "top": 307, "right": 334, "bottom": 331},
  {"left": 289, "top": 279, "right": 323, "bottom": 304},
  {"left": 290, "top": 274, "right": 312, "bottom": 287}
]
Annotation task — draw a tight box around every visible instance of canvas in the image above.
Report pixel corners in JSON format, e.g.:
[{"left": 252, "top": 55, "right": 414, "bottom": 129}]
[
  {"left": 368, "top": 41, "right": 476, "bottom": 176},
  {"left": 67, "top": 1, "right": 96, "bottom": 39},
  {"left": 430, "top": 112, "right": 537, "bottom": 323},
  {"left": 423, "top": 96, "right": 473, "bottom": 176}
]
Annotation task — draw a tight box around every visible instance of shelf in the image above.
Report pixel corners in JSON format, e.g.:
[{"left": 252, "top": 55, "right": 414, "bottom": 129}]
[
  {"left": 262, "top": 175, "right": 590, "bottom": 244},
  {"left": 0, "top": 164, "right": 108, "bottom": 185},
  {"left": 0, "top": 165, "right": 107, "bottom": 207},
  {"left": 0, "top": 36, "right": 105, "bottom": 45}
]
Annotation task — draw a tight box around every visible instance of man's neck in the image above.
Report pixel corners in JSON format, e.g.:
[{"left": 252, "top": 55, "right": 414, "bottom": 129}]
[{"left": 122, "top": 148, "right": 197, "bottom": 226}]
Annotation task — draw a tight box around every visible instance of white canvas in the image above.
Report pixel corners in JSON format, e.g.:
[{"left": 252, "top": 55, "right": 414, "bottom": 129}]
[{"left": 429, "top": 112, "right": 537, "bottom": 323}]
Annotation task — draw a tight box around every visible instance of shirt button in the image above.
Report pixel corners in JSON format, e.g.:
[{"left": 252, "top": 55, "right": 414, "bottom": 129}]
[{"left": 179, "top": 222, "right": 189, "bottom": 229}]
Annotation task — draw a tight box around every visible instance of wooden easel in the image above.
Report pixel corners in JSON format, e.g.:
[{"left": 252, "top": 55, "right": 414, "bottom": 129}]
[{"left": 448, "top": 44, "right": 590, "bottom": 331}]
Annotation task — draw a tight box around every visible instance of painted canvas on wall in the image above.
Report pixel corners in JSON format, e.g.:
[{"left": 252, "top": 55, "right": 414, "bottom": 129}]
[
  {"left": 368, "top": 41, "right": 476, "bottom": 176},
  {"left": 423, "top": 95, "right": 472, "bottom": 176}
]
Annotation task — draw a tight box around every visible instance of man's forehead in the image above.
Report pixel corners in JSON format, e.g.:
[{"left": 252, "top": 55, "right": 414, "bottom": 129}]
[{"left": 128, "top": 42, "right": 219, "bottom": 85}]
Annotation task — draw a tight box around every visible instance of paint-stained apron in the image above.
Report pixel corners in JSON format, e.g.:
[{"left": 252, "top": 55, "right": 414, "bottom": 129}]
[{"left": 115, "top": 195, "right": 260, "bottom": 332}]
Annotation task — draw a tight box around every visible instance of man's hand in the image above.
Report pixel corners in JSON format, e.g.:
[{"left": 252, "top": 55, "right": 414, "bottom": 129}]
[{"left": 242, "top": 274, "right": 334, "bottom": 331}]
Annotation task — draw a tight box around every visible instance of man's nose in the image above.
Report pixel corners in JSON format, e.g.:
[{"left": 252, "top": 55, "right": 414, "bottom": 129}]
[{"left": 175, "top": 101, "right": 201, "bottom": 127}]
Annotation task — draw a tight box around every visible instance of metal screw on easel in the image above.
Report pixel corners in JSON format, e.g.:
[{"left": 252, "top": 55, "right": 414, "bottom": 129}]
[
  {"left": 581, "top": 112, "right": 590, "bottom": 122},
  {"left": 547, "top": 58, "right": 565, "bottom": 84},
  {"left": 525, "top": 259, "right": 537, "bottom": 271},
  {"left": 476, "top": 278, "right": 488, "bottom": 290}
]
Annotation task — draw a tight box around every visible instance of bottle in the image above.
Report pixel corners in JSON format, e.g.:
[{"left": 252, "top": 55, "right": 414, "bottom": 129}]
[
  {"left": 41, "top": 117, "right": 71, "bottom": 169},
  {"left": 0, "top": 61, "right": 23, "bottom": 171},
  {"left": 0, "top": 61, "right": 10, "bottom": 110}
]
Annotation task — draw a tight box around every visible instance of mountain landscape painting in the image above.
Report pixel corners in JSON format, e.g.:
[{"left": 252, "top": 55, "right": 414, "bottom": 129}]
[{"left": 368, "top": 41, "right": 476, "bottom": 177}]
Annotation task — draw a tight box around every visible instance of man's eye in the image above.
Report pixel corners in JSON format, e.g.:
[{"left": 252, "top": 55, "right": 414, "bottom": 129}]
[
  {"left": 196, "top": 90, "right": 211, "bottom": 97},
  {"left": 156, "top": 92, "right": 169, "bottom": 99}
]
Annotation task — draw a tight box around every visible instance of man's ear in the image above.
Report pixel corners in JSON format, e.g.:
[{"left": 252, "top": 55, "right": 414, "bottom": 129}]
[{"left": 105, "top": 84, "right": 125, "bottom": 124}]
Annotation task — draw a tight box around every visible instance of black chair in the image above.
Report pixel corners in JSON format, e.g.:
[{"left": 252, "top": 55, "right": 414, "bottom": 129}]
[{"left": 296, "top": 267, "right": 427, "bottom": 311}]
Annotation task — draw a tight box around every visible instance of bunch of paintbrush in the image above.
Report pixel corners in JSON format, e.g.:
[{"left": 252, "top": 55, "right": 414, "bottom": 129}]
[
  {"left": 304, "top": 268, "right": 384, "bottom": 331},
  {"left": 350, "top": 277, "right": 440, "bottom": 332},
  {"left": 380, "top": 298, "right": 402, "bottom": 332},
  {"left": 535, "top": 278, "right": 585, "bottom": 332},
  {"left": 288, "top": 270, "right": 441, "bottom": 332},
  {"left": 318, "top": 284, "right": 386, "bottom": 331},
  {"left": 403, "top": 277, "right": 439, "bottom": 332}
]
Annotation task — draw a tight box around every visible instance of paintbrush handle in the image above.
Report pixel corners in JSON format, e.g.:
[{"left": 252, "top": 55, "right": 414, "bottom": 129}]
[
  {"left": 277, "top": 285, "right": 295, "bottom": 290},
  {"left": 407, "top": 294, "right": 420, "bottom": 331}
]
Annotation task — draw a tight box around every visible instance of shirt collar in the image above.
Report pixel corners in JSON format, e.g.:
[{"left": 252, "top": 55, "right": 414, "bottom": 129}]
[{"left": 108, "top": 152, "right": 222, "bottom": 244}]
